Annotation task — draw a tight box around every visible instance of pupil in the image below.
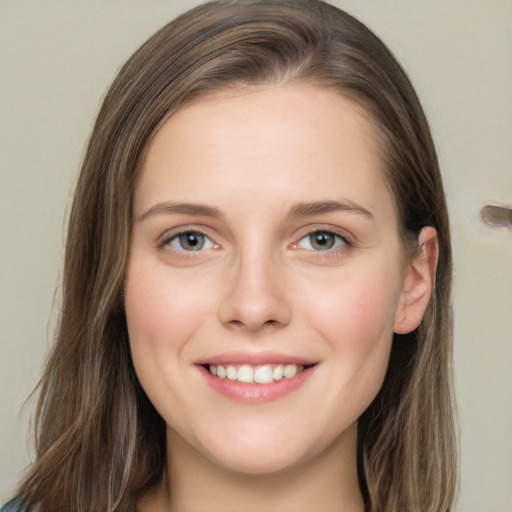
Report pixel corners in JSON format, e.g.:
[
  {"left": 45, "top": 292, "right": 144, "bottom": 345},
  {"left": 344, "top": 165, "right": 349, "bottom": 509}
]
[
  {"left": 311, "top": 232, "right": 334, "bottom": 250},
  {"left": 186, "top": 234, "right": 198, "bottom": 246},
  {"left": 181, "top": 232, "right": 204, "bottom": 250}
]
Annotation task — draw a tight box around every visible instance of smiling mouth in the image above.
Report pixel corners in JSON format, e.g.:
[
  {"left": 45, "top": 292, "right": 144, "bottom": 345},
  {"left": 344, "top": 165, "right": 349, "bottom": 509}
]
[{"left": 203, "top": 363, "right": 313, "bottom": 384}]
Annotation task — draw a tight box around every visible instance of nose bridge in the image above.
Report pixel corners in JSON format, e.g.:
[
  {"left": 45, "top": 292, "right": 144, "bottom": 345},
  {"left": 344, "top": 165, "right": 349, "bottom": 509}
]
[{"left": 218, "top": 237, "right": 291, "bottom": 331}]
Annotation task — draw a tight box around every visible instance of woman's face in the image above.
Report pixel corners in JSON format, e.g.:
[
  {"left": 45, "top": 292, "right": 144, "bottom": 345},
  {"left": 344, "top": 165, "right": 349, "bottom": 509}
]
[{"left": 126, "top": 83, "right": 413, "bottom": 475}]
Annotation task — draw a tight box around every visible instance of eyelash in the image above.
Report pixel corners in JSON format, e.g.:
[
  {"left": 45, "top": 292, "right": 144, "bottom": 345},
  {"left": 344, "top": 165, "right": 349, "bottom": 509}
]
[{"left": 157, "top": 228, "right": 352, "bottom": 256}]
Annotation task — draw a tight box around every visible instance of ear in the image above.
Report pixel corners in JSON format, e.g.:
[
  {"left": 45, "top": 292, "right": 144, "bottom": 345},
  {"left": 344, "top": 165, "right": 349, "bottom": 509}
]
[{"left": 393, "top": 226, "right": 438, "bottom": 334}]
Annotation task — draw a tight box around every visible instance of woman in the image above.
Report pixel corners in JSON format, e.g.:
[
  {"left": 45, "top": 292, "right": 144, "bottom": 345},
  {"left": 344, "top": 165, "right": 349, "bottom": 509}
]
[{"left": 4, "top": 0, "right": 456, "bottom": 510}]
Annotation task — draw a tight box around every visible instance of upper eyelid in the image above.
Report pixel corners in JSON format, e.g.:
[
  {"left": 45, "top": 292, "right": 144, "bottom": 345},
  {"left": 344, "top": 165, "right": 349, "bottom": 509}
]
[
  {"left": 158, "top": 225, "right": 216, "bottom": 240},
  {"left": 293, "top": 224, "right": 354, "bottom": 244},
  {"left": 299, "top": 230, "right": 349, "bottom": 242}
]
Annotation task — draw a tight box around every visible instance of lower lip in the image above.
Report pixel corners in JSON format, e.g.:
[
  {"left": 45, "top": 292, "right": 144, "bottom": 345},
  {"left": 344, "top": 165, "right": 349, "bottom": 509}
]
[{"left": 197, "top": 365, "right": 316, "bottom": 403}]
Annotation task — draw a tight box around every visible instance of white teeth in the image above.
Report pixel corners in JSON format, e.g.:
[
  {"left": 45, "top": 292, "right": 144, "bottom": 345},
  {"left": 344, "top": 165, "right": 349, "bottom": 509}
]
[
  {"left": 227, "top": 365, "right": 237, "bottom": 380},
  {"left": 254, "top": 365, "right": 274, "bottom": 384},
  {"left": 208, "top": 363, "right": 306, "bottom": 383},
  {"left": 273, "top": 364, "right": 284, "bottom": 381},
  {"left": 237, "top": 365, "right": 254, "bottom": 383},
  {"left": 284, "top": 364, "right": 298, "bottom": 378}
]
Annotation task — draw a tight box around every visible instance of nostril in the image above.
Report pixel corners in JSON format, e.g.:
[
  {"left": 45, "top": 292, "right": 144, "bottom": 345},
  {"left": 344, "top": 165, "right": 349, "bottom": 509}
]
[{"left": 226, "top": 318, "right": 282, "bottom": 332}]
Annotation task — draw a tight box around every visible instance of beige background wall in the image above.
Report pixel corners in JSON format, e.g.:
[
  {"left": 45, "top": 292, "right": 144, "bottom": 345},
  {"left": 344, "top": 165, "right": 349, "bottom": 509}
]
[{"left": 1, "top": 1, "right": 511, "bottom": 510}]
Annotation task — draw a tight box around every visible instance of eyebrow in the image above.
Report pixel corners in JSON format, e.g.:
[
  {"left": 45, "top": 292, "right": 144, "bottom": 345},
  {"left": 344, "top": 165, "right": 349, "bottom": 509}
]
[
  {"left": 288, "top": 200, "right": 373, "bottom": 219},
  {"left": 137, "top": 199, "right": 373, "bottom": 223},
  {"left": 137, "top": 202, "right": 223, "bottom": 222}
]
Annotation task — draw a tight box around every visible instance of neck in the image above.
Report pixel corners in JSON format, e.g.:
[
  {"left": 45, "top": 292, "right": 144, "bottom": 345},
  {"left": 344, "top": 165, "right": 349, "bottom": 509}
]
[{"left": 140, "top": 423, "right": 364, "bottom": 512}]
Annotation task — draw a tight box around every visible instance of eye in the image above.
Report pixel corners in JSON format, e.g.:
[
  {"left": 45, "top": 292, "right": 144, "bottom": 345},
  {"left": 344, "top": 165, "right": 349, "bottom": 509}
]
[
  {"left": 167, "top": 231, "right": 216, "bottom": 252},
  {"left": 296, "top": 230, "right": 348, "bottom": 251}
]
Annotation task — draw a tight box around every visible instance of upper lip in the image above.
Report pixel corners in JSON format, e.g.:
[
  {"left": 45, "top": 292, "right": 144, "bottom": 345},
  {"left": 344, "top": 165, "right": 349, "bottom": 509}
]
[{"left": 196, "top": 351, "right": 317, "bottom": 367}]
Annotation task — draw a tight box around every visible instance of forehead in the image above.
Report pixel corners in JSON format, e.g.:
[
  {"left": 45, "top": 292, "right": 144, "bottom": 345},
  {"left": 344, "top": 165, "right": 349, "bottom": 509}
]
[{"left": 135, "top": 83, "right": 396, "bottom": 228}]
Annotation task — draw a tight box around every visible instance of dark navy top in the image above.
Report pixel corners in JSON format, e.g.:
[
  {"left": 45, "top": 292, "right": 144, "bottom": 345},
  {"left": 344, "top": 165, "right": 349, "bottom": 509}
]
[{"left": 0, "top": 500, "right": 24, "bottom": 512}]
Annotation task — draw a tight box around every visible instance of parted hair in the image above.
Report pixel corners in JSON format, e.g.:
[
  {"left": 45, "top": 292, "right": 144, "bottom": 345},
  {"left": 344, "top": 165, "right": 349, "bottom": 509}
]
[{"left": 15, "top": 1, "right": 456, "bottom": 511}]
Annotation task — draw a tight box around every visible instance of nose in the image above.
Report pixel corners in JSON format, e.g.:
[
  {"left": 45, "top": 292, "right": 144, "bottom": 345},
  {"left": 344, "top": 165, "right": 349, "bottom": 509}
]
[{"left": 217, "top": 248, "right": 292, "bottom": 332}]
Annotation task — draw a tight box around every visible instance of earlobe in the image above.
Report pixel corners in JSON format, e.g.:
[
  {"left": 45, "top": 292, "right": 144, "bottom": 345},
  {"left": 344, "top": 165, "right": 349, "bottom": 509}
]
[{"left": 393, "top": 226, "right": 438, "bottom": 334}]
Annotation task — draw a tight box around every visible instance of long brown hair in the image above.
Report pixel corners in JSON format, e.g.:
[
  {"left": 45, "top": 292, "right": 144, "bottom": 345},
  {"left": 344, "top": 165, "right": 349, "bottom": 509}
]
[{"left": 15, "top": 1, "right": 456, "bottom": 510}]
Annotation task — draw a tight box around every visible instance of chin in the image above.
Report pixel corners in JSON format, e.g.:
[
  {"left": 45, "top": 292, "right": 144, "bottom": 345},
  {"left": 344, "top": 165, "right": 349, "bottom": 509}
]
[
  {"left": 207, "top": 445, "right": 309, "bottom": 476},
  {"left": 192, "top": 421, "right": 353, "bottom": 477}
]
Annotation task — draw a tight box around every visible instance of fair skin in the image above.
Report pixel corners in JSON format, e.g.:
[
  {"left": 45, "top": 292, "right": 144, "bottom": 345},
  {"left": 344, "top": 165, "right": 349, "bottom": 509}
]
[{"left": 126, "top": 83, "right": 437, "bottom": 512}]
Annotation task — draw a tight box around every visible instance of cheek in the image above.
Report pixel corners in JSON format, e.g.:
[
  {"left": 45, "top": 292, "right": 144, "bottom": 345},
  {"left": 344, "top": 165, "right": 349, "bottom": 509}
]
[
  {"left": 306, "top": 272, "right": 399, "bottom": 347},
  {"left": 124, "top": 264, "right": 213, "bottom": 403},
  {"left": 125, "top": 263, "right": 211, "bottom": 351},
  {"left": 300, "top": 262, "right": 402, "bottom": 396},
  {"left": 125, "top": 271, "right": 172, "bottom": 351},
  {"left": 124, "top": 261, "right": 218, "bottom": 429}
]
